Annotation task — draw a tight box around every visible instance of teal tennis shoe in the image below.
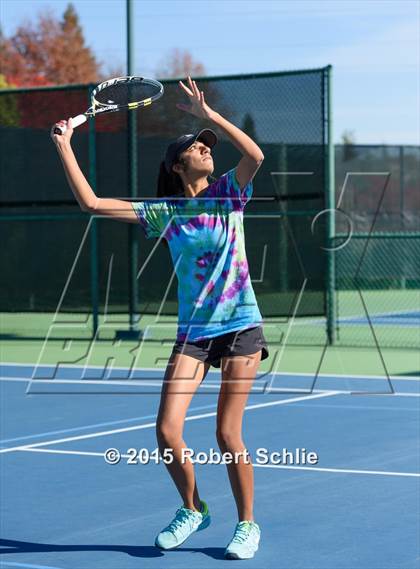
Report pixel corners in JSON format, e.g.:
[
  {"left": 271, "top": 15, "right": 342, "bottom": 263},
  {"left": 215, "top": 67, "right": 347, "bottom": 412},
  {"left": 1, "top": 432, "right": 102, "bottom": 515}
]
[
  {"left": 224, "top": 520, "right": 261, "bottom": 559},
  {"left": 155, "top": 500, "right": 211, "bottom": 550}
]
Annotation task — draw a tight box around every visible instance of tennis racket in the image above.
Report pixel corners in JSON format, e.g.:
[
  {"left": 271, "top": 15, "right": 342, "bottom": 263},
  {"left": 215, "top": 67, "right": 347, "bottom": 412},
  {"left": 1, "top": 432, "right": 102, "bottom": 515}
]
[{"left": 53, "top": 76, "right": 164, "bottom": 135}]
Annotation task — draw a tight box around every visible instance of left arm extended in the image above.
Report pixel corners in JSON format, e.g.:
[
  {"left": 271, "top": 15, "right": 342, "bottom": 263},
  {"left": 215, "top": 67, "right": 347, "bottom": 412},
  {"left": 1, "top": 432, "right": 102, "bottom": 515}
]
[{"left": 177, "top": 76, "right": 264, "bottom": 189}]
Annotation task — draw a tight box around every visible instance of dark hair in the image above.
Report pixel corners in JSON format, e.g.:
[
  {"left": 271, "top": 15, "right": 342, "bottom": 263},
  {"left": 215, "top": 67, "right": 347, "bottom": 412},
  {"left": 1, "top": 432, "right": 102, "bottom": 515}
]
[
  {"left": 156, "top": 160, "right": 185, "bottom": 198},
  {"left": 155, "top": 156, "right": 217, "bottom": 250},
  {"left": 156, "top": 160, "right": 184, "bottom": 250},
  {"left": 156, "top": 157, "right": 217, "bottom": 199}
]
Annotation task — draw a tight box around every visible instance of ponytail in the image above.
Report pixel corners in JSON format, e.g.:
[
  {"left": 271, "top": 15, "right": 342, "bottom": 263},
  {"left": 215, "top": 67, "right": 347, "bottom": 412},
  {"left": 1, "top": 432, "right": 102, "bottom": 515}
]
[
  {"left": 156, "top": 161, "right": 184, "bottom": 198},
  {"left": 156, "top": 161, "right": 184, "bottom": 251},
  {"left": 154, "top": 159, "right": 216, "bottom": 250}
]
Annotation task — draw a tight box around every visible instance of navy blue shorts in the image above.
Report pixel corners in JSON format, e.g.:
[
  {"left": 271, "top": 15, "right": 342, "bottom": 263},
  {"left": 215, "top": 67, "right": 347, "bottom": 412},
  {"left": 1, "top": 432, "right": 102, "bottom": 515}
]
[{"left": 171, "top": 325, "right": 269, "bottom": 369}]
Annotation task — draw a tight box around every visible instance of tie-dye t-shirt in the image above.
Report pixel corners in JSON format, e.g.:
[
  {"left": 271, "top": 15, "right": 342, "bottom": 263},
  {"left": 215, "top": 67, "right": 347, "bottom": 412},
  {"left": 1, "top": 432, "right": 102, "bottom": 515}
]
[{"left": 131, "top": 168, "right": 263, "bottom": 342}]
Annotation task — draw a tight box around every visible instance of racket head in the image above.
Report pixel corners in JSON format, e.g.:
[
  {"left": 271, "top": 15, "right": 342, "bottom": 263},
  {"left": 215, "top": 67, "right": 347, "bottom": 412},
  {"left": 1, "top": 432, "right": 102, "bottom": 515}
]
[{"left": 89, "top": 76, "right": 164, "bottom": 115}]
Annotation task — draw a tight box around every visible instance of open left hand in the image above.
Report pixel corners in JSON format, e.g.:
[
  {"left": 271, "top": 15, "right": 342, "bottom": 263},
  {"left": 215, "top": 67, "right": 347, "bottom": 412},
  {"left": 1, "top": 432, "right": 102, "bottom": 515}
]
[{"left": 176, "top": 76, "right": 215, "bottom": 120}]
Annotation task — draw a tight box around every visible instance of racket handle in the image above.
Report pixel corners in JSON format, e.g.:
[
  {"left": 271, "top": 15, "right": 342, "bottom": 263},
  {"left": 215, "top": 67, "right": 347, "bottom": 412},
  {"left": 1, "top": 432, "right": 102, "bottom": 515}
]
[{"left": 53, "top": 114, "right": 87, "bottom": 135}]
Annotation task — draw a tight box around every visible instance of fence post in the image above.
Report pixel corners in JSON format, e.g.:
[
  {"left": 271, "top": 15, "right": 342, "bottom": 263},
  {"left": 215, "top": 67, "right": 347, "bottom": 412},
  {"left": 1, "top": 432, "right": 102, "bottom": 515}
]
[
  {"left": 399, "top": 145, "right": 405, "bottom": 228},
  {"left": 88, "top": 84, "right": 99, "bottom": 337},
  {"left": 278, "top": 143, "right": 288, "bottom": 292},
  {"left": 325, "top": 66, "right": 337, "bottom": 345},
  {"left": 125, "top": 0, "right": 141, "bottom": 340}
]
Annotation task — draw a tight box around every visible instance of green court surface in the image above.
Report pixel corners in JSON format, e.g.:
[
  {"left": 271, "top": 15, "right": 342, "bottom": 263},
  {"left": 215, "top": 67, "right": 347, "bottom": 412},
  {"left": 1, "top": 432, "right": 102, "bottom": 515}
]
[{"left": 1, "top": 312, "right": 418, "bottom": 379}]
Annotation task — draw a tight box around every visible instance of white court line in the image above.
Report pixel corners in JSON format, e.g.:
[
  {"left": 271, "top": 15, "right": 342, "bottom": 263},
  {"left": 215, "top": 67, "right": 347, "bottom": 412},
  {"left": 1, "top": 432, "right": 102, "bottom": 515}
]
[
  {"left": 2, "top": 362, "right": 420, "bottom": 381},
  {"left": 2, "top": 386, "right": 417, "bottom": 448},
  {"left": 1, "top": 376, "right": 261, "bottom": 388},
  {"left": 0, "top": 562, "right": 63, "bottom": 569},
  {"left": 253, "top": 463, "right": 420, "bottom": 478},
  {"left": 0, "top": 401, "right": 221, "bottom": 445},
  {"left": 2, "top": 376, "right": 419, "bottom": 397},
  {"left": 1, "top": 374, "right": 420, "bottom": 386},
  {"left": 295, "top": 307, "right": 420, "bottom": 326},
  {"left": 0, "top": 391, "right": 339, "bottom": 454},
  {"left": 18, "top": 448, "right": 105, "bottom": 458},
  {"left": 2, "top": 390, "right": 418, "bottom": 447},
  {"left": 2, "top": 377, "right": 419, "bottom": 397},
  {"left": 15, "top": 448, "right": 420, "bottom": 478}
]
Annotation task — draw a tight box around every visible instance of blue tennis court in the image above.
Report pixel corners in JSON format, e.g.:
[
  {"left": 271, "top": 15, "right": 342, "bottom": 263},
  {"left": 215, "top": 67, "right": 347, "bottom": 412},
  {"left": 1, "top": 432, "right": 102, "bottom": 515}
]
[
  {"left": 304, "top": 309, "right": 420, "bottom": 328},
  {"left": 338, "top": 309, "right": 420, "bottom": 327},
  {"left": 1, "top": 363, "right": 419, "bottom": 569},
  {"left": 1, "top": 1, "right": 419, "bottom": 568}
]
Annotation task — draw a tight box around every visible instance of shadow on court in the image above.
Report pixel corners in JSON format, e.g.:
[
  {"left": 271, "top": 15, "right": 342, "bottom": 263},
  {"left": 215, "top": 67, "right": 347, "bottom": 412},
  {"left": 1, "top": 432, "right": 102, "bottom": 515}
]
[{"left": 0, "top": 538, "right": 226, "bottom": 561}]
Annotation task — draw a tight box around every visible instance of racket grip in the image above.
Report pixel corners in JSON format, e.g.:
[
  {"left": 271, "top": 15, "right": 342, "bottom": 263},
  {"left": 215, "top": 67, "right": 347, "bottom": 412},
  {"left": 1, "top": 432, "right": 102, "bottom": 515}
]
[{"left": 53, "top": 114, "right": 87, "bottom": 135}]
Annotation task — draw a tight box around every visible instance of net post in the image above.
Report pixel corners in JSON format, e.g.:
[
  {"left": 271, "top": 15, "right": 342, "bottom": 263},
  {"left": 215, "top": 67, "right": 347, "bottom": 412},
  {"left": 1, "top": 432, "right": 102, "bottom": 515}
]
[
  {"left": 88, "top": 84, "right": 99, "bottom": 338},
  {"left": 325, "top": 65, "right": 337, "bottom": 345}
]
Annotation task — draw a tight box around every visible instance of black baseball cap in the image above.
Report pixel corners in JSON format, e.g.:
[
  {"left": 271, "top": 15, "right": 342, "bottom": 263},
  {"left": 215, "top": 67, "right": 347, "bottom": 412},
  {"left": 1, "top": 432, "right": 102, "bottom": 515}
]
[{"left": 164, "top": 128, "right": 218, "bottom": 174}]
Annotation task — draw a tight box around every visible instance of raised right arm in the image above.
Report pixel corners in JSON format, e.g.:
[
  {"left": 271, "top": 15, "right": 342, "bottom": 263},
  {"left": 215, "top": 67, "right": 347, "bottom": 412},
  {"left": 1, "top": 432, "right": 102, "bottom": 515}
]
[{"left": 51, "top": 118, "right": 138, "bottom": 223}]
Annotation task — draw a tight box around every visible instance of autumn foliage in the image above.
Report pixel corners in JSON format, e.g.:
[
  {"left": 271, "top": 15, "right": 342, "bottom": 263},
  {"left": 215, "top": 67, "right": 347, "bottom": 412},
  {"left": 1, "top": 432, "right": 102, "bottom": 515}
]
[
  {"left": 0, "top": 4, "right": 100, "bottom": 87},
  {"left": 155, "top": 49, "right": 206, "bottom": 80},
  {"left": 0, "top": 5, "right": 218, "bottom": 134}
]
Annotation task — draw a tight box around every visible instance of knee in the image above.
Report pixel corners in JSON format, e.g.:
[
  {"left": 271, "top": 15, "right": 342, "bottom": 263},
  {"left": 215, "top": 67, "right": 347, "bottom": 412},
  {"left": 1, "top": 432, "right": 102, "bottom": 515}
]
[
  {"left": 216, "top": 426, "right": 242, "bottom": 451},
  {"left": 156, "top": 419, "right": 182, "bottom": 445}
]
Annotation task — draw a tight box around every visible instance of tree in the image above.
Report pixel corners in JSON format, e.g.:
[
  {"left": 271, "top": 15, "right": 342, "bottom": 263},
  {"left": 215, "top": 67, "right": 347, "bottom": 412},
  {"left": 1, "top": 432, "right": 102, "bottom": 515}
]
[
  {"left": 341, "top": 129, "right": 356, "bottom": 145},
  {"left": 0, "top": 3, "right": 100, "bottom": 87},
  {"left": 0, "top": 24, "right": 30, "bottom": 85},
  {"left": 155, "top": 49, "right": 206, "bottom": 80},
  {"left": 341, "top": 129, "right": 357, "bottom": 161},
  {"left": 102, "top": 63, "right": 125, "bottom": 81},
  {"left": 145, "top": 49, "right": 233, "bottom": 139},
  {"left": 241, "top": 113, "right": 258, "bottom": 143},
  {"left": 0, "top": 74, "right": 20, "bottom": 126}
]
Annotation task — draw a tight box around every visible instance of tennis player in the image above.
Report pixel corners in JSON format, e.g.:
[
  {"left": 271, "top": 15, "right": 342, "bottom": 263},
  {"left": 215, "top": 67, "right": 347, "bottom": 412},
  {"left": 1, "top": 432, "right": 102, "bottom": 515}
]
[{"left": 51, "top": 75, "right": 268, "bottom": 560}]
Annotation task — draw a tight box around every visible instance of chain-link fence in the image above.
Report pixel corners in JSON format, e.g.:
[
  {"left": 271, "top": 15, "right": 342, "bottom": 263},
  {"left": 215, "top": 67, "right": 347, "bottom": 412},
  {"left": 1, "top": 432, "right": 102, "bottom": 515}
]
[
  {"left": 2, "top": 71, "right": 418, "bottom": 349},
  {"left": 0, "top": 68, "right": 331, "bottom": 342},
  {"left": 333, "top": 233, "right": 419, "bottom": 349},
  {"left": 329, "top": 144, "right": 420, "bottom": 349}
]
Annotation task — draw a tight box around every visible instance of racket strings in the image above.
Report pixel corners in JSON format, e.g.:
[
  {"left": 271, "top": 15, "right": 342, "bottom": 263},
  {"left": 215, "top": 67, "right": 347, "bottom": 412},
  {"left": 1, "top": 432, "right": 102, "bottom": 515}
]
[{"left": 95, "top": 81, "right": 161, "bottom": 106}]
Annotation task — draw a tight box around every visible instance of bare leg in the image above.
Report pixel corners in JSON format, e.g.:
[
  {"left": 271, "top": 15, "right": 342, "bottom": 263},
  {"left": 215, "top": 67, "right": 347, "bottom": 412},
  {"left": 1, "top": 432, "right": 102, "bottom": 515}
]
[
  {"left": 216, "top": 351, "right": 262, "bottom": 522},
  {"left": 156, "top": 352, "right": 211, "bottom": 511}
]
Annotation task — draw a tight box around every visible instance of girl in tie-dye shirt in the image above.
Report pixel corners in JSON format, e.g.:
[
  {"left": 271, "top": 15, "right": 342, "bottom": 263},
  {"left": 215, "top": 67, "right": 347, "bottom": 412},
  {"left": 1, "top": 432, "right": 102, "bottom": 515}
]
[
  {"left": 51, "top": 75, "right": 266, "bottom": 559},
  {"left": 132, "top": 165, "right": 264, "bottom": 343}
]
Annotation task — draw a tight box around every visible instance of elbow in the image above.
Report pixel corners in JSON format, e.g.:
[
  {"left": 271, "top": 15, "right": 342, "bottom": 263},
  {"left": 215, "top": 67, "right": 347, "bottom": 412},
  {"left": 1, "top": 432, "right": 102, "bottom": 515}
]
[
  {"left": 80, "top": 203, "right": 92, "bottom": 213},
  {"left": 252, "top": 153, "right": 264, "bottom": 166},
  {"left": 245, "top": 153, "right": 264, "bottom": 165},
  {"left": 80, "top": 204, "right": 95, "bottom": 213},
  {"left": 80, "top": 198, "right": 98, "bottom": 213}
]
